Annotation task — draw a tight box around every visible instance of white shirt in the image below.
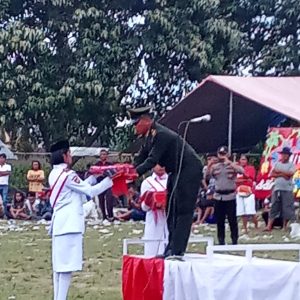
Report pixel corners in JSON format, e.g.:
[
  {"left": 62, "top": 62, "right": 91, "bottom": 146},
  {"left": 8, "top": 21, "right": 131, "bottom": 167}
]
[
  {"left": 0, "top": 163, "right": 12, "bottom": 185},
  {"left": 24, "top": 199, "right": 40, "bottom": 214}
]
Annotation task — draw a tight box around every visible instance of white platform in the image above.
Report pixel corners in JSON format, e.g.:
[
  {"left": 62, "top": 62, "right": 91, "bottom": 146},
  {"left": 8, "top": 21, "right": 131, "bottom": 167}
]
[
  {"left": 164, "top": 253, "right": 300, "bottom": 300},
  {"left": 123, "top": 237, "right": 300, "bottom": 300}
]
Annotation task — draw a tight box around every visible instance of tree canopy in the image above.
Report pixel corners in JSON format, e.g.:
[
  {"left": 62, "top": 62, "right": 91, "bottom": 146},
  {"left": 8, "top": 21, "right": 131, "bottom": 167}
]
[{"left": 0, "top": 0, "right": 299, "bottom": 151}]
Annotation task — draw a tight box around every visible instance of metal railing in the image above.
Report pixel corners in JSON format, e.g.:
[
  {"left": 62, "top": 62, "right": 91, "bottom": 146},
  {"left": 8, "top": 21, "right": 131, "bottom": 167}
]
[
  {"left": 207, "top": 243, "right": 300, "bottom": 262},
  {"left": 123, "top": 235, "right": 214, "bottom": 255}
]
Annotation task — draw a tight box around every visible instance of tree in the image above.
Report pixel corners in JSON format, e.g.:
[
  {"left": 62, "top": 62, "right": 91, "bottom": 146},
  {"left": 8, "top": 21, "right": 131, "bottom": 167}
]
[
  {"left": 228, "top": 0, "right": 300, "bottom": 75},
  {"left": 0, "top": 0, "right": 140, "bottom": 150},
  {"left": 125, "top": 0, "right": 242, "bottom": 112},
  {"left": 1, "top": 0, "right": 298, "bottom": 152}
]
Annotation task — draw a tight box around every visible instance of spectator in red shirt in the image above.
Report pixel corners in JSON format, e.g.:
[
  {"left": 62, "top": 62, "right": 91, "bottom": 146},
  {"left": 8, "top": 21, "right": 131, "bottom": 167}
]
[
  {"left": 236, "top": 155, "right": 258, "bottom": 234},
  {"left": 96, "top": 149, "right": 115, "bottom": 225}
]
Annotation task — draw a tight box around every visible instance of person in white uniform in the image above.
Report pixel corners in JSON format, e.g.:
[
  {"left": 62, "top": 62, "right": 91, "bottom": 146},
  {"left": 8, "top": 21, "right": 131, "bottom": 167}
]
[
  {"left": 48, "top": 140, "right": 114, "bottom": 300},
  {"left": 140, "top": 164, "right": 168, "bottom": 256}
]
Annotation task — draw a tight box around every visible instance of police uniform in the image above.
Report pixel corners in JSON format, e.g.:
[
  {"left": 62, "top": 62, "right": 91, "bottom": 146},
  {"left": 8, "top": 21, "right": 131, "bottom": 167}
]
[
  {"left": 128, "top": 107, "right": 202, "bottom": 257},
  {"left": 49, "top": 140, "right": 113, "bottom": 300}
]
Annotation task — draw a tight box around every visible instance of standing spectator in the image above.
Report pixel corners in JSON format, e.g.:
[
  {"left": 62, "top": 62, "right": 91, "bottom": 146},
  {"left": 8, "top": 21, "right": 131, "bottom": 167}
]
[
  {"left": 0, "top": 153, "right": 12, "bottom": 215},
  {"left": 265, "top": 147, "right": 296, "bottom": 231},
  {"left": 96, "top": 149, "right": 115, "bottom": 225},
  {"left": 236, "top": 154, "right": 258, "bottom": 234},
  {"left": 209, "top": 146, "right": 244, "bottom": 245},
  {"left": 24, "top": 191, "right": 40, "bottom": 219},
  {"left": 9, "top": 192, "right": 30, "bottom": 220},
  {"left": 27, "top": 160, "right": 45, "bottom": 193}
]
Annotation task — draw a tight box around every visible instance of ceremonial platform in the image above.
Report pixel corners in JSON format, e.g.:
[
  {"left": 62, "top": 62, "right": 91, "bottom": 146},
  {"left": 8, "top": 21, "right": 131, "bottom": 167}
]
[{"left": 122, "top": 237, "right": 300, "bottom": 300}]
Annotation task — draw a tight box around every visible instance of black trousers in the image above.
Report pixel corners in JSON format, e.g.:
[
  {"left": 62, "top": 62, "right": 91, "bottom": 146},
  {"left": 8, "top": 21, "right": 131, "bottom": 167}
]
[
  {"left": 98, "top": 188, "right": 114, "bottom": 220},
  {"left": 214, "top": 199, "right": 238, "bottom": 245},
  {"left": 165, "top": 167, "right": 202, "bottom": 256}
]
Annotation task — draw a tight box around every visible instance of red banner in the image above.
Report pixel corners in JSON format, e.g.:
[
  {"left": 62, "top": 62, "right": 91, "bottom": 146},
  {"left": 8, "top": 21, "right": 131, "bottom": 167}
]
[
  {"left": 122, "top": 255, "right": 164, "bottom": 300},
  {"left": 255, "top": 127, "right": 300, "bottom": 199}
]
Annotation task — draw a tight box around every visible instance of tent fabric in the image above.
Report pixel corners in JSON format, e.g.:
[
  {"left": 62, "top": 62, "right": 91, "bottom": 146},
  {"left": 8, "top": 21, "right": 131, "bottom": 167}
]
[
  {"left": 70, "top": 147, "right": 108, "bottom": 157},
  {"left": 0, "top": 140, "right": 17, "bottom": 160},
  {"left": 161, "top": 76, "right": 300, "bottom": 153}
]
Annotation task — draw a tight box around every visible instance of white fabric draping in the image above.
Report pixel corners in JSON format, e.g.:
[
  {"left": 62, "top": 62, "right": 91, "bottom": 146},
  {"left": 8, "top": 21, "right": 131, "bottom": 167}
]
[{"left": 163, "top": 254, "right": 300, "bottom": 300}]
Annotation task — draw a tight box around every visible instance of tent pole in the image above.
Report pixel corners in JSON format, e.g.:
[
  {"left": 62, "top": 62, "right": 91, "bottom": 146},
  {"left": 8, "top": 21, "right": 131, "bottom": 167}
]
[{"left": 228, "top": 91, "right": 233, "bottom": 154}]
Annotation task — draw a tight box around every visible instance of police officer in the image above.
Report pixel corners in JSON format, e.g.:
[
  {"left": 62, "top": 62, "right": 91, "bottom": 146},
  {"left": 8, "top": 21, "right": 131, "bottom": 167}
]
[
  {"left": 48, "top": 140, "right": 114, "bottom": 300},
  {"left": 128, "top": 107, "right": 202, "bottom": 259}
]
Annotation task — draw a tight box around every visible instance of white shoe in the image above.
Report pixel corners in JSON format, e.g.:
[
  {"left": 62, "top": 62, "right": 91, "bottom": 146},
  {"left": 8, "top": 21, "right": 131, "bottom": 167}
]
[
  {"left": 113, "top": 220, "right": 121, "bottom": 225},
  {"left": 102, "top": 219, "right": 112, "bottom": 226}
]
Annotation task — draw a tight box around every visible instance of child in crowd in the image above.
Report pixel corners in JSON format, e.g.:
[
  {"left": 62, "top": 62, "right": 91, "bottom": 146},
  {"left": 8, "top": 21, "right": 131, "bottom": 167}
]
[
  {"left": 9, "top": 192, "right": 30, "bottom": 220},
  {"left": 36, "top": 191, "right": 52, "bottom": 221},
  {"left": 24, "top": 191, "right": 40, "bottom": 219}
]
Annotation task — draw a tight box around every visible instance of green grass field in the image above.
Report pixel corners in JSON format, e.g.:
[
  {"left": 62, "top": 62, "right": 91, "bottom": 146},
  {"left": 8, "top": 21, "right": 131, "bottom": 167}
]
[{"left": 0, "top": 220, "right": 299, "bottom": 300}]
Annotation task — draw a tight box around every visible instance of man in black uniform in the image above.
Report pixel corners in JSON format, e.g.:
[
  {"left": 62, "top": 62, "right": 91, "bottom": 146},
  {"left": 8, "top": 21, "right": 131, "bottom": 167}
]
[{"left": 128, "top": 107, "right": 202, "bottom": 259}]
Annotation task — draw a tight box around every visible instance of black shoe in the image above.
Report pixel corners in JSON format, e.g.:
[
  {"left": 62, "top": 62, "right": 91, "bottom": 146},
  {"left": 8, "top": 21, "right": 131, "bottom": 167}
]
[
  {"left": 219, "top": 240, "right": 225, "bottom": 245},
  {"left": 165, "top": 255, "right": 184, "bottom": 262},
  {"left": 163, "top": 248, "right": 172, "bottom": 257}
]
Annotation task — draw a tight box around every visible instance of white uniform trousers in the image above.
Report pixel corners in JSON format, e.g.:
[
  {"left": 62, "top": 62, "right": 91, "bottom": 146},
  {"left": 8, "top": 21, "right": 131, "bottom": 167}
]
[{"left": 143, "top": 210, "right": 168, "bottom": 256}]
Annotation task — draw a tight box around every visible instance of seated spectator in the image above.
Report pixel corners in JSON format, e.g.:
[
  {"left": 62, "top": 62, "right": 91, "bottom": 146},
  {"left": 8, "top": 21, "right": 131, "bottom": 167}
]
[
  {"left": 9, "top": 192, "right": 30, "bottom": 220},
  {"left": 116, "top": 184, "right": 146, "bottom": 221},
  {"left": 24, "top": 191, "right": 40, "bottom": 220},
  {"left": 27, "top": 160, "right": 45, "bottom": 193},
  {"left": 262, "top": 198, "right": 283, "bottom": 229},
  {"left": 36, "top": 191, "right": 52, "bottom": 221},
  {"left": 194, "top": 188, "right": 216, "bottom": 225}
]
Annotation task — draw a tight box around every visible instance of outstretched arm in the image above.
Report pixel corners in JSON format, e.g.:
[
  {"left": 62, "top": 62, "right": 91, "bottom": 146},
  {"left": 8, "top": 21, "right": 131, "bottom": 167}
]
[
  {"left": 66, "top": 173, "right": 113, "bottom": 199},
  {"left": 136, "top": 132, "right": 171, "bottom": 176}
]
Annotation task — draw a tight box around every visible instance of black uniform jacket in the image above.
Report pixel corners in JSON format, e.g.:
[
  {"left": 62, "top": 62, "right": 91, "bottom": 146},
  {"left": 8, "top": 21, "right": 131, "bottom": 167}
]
[{"left": 134, "top": 122, "right": 202, "bottom": 176}]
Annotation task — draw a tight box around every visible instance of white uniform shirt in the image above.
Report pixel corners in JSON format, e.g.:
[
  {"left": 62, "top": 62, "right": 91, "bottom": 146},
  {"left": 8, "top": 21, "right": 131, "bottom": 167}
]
[
  {"left": 0, "top": 163, "right": 11, "bottom": 185},
  {"left": 140, "top": 173, "right": 168, "bottom": 211},
  {"left": 48, "top": 163, "right": 112, "bottom": 236},
  {"left": 140, "top": 172, "right": 169, "bottom": 256}
]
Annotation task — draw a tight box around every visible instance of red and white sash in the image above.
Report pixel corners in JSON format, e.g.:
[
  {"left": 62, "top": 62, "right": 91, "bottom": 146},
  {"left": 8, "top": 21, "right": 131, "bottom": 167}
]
[
  {"left": 49, "top": 169, "right": 71, "bottom": 209},
  {"left": 146, "top": 176, "right": 167, "bottom": 192}
]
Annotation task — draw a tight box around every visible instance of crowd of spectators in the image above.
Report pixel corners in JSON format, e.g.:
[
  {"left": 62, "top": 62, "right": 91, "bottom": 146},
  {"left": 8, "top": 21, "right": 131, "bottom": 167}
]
[
  {"left": 0, "top": 145, "right": 299, "bottom": 246},
  {"left": 0, "top": 153, "right": 52, "bottom": 221}
]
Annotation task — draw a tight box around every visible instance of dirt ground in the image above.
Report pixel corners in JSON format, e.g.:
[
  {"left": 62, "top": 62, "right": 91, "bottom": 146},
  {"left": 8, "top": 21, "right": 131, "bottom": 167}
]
[{"left": 0, "top": 219, "right": 299, "bottom": 300}]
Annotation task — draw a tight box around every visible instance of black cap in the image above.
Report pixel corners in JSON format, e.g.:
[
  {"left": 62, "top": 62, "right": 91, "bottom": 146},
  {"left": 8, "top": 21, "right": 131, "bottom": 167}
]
[
  {"left": 127, "top": 106, "right": 152, "bottom": 124},
  {"left": 50, "top": 140, "right": 69, "bottom": 153},
  {"left": 217, "top": 146, "right": 228, "bottom": 154},
  {"left": 279, "top": 147, "right": 292, "bottom": 155}
]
